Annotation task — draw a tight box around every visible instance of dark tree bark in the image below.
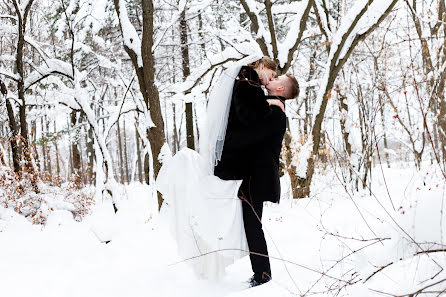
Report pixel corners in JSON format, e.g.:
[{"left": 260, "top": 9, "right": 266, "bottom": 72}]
[
  {"left": 86, "top": 124, "right": 95, "bottom": 184},
  {"left": 144, "top": 152, "right": 150, "bottom": 185},
  {"left": 180, "top": 8, "right": 195, "bottom": 150},
  {"left": 296, "top": 0, "right": 398, "bottom": 197},
  {"left": 0, "top": 80, "right": 8, "bottom": 167},
  {"left": 54, "top": 121, "right": 61, "bottom": 177},
  {"left": 123, "top": 119, "right": 130, "bottom": 184},
  {"left": 407, "top": 0, "right": 446, "bottom": 164},
  {"left": 239, "top": 0, "right": 313, "bottom": 74},
  {"left": 70, "top": 111, "right": 81, "bottom": 181},
  {"left": 172, "top": 103, "right": 179, "bottom": 154},
  {"left": 41, "top": 117, "right": 47, "bottom": 173},
  {"left": 12, "top": 0, "right": 36, "bottom": 178},
  {"left": 31, "top": 119, "right": 40, "bottom": 172},
  {"left": 44, "top": 115, "right": 52, "bottom": 177},
  {"left": 114, "top": 0, "right": 166, "bottom": 210},
  {"left": 3, "top": 84, "right": 21, "bottom": 173},
  {"left": 116, "top": 110, "right": 125, "bottom": 184},
  {"left": 67, "top": 117, "right": 73, "bottom": 178},
  {"left": 135, "top": 125, "right": 143, "bottom": 183}
]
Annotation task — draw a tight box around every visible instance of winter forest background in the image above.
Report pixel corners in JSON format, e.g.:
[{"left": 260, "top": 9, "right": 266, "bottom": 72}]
[{"left": 1, "top": 0, "right": 446, "bottom": 296}]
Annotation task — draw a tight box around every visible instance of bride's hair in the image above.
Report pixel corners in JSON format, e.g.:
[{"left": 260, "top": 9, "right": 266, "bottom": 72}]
[{"left": 247, "top": 56, "right": 277, "bottom": 71}]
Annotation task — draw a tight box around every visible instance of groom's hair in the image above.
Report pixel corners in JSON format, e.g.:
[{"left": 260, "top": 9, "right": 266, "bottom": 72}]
[{"left": 284, "top": 74, "right": 299, "bottom": 99}]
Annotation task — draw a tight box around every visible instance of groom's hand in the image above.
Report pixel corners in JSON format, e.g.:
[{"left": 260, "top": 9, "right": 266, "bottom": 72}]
[{"left": 266, "top": 99, "right": 285, "bottom": 112}]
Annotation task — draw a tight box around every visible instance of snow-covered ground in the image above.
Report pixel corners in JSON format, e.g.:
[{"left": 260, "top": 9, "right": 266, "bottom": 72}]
[{"left": 0, "top": 162, "right": 445, "bottom": 297}]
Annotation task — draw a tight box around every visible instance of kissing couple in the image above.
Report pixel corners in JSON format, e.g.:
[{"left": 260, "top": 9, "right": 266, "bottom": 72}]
[{"left": 156, "top": 54, "right": 299, "bottom": 288}]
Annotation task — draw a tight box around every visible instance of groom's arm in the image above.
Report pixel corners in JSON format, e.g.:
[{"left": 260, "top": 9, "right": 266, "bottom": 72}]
[{"left": 223, "top": 105, "right": 286, "bottom": 152}]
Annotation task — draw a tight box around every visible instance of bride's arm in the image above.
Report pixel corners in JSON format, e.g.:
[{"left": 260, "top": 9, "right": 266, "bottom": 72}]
[
  {"left": 232, "top": 80, "right": 272, "bottom": 125},
  {"left": 266, "top": 99, "right": 285, "bottom": 112}
]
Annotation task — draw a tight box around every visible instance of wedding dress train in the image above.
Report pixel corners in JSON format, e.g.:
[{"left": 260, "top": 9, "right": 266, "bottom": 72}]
[{"left": 156, "top": 148, "right": 248, "bottom": 279}]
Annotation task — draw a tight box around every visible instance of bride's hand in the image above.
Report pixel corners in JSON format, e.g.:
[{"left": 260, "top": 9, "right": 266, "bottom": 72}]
[{"left": 267, "top": 99, "right": 285, "bottom": 112}]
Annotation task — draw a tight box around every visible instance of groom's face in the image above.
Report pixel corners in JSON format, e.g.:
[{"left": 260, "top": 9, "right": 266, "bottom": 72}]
[{"left": 266, "top": 75, "right": 287, "bottom": 94}]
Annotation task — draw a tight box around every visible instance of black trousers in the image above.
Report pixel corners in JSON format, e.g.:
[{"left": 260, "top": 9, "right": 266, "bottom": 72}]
[{"left": 239, "top": 180, "right": 271, "bottom": 281}]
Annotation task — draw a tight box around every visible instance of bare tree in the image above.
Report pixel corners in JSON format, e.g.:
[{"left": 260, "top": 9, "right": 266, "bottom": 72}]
[
  {"left": 295, "top": 0, "right": 399, "bottom": 197},
  {"left": 114, "top": 0, "right": 166, "bottom": 210}
]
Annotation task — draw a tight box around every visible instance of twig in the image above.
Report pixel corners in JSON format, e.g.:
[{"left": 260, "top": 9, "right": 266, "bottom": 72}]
[
  {"left": 364, "top": 262, "right": 393, "bottom": 283},
  {"left": 370, "top": 277, "right": 446, "bottom": 297},
  {"left": 169, "top": 248, "right": 352, "bottom": 284}
]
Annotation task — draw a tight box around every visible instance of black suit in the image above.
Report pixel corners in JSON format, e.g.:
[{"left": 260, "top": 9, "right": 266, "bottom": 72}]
[{"left": 214, "top": 66, "right": 287, "bottom": 282}]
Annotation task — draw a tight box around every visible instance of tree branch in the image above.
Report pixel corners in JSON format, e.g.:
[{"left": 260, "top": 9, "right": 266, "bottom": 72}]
[
  {"left": 281, "top": 0, "right": 314, "bottom": 73},
  {"left": 264, "top": 0, "right": 278, "bottom": 61},
  {"left": 239, "top": 0, "right": 269, "bottom": 55}
]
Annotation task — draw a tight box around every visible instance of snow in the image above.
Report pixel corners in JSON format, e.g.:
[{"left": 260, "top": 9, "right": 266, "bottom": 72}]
[
  {"left": 313, "top": 0, "right": 332, "bottom": 37},
  {"left": 169, "top": 45, "right": 262, "bottom": 98},
  {"left": 19, "top": 0, "right": 32, "bottom": 16},
  {"left": 2, "top": 164, "right": 444, "bottom": 296},
  {"left": 242, "top": 0, "right": 273, "bottom": 56},
  {"left": 293, "top": 139, "right": 313, "bottom": 178},
  {"left": 0, "top": 68, "right": 19, "bottom": 82},
  {"left": 153, "top": 0, "right": 188, "bottom": 51},
  {"left": 277, "top": 0, "right": 309, "bottom": 68},
  {"left": 312, "top": 0, "right": 397, "bottom": 121},
  {"left": 0, "top": 24, "right": 15, "bottom": 34},
  {"left": 116, "top": 0, "right": 143, "bottom": 67},
  {"left": 25, "top": 59, "right": 74, "bottom": 89},
  {"left": 24, "top": 36, "right": 50, "bottom": 60}
]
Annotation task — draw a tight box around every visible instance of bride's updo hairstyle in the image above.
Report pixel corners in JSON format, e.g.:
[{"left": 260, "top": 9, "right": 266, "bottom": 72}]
[{"left": 247, "top": 56, "right": 277, "bottom": 72}]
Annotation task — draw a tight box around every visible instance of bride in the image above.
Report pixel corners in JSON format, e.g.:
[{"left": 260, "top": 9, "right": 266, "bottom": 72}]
[{"left": 155, "top": 54, "right": 279, "bottom": 280}]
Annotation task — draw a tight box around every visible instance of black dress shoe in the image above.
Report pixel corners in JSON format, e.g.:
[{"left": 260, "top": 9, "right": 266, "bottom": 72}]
[{"left": 248, "top": 273, "right": 271, "bottom": 288}]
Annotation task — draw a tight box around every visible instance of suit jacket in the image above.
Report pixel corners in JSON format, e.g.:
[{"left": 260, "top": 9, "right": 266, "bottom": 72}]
[{"left": 213, "top": 65, "right": 287, "bottom": 203}]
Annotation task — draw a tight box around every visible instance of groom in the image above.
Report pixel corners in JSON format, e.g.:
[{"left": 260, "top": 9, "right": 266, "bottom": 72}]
[{"left": 214, "top": 73, "right": 299, "bottom": 287}]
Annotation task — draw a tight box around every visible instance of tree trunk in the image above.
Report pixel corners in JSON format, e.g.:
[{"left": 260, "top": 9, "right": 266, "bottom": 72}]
[
  {"left": 5, "top": 99, "right": 21, "bottom": 173},
  {"left": 54, "top": 121, "right": 61, "bottom": 177},
  {"left": 86, "top": 124, "right": 95, "bottom": 185},
  {"left": 14, "top": 0, "right": 36, "bottom": 178},
  {"left": 123, "top": 119, "right": 130, "bottom": 184},
  {"left": 296, "top": 0, "right": 398, "bottom": 197},
  {"left": 135, "top": 125, "right": 143, "bottom": 183},
  {"left": 144, "top": 152, "right": 150, "bottom": 185},
  {"left": 67, "top": 117, "right": 73, "bottom": 178},
  {"left": 379, "top": 98, "right": 390, "bottom": 168},
  {"left": 41, "top": 117, "right": 47, "bottom": 173},
  {"left": 172, "top": 103, "right": 179, "bottom": 153},
  {"left": 114, "top": 0, "right": 166, "bottom": 210},
  {"left": 71, "top": 111, "right": 81, "bottom": 182},
  {"left": 180, "top": 8, "right": 195, "bottom": 150},
  {"left": 338, "top": 89, "right": 353, "bottom": 180},
  {"left": 117, "top": 117, "right": 124, "bottom": 184},
  {"left": 45, "top": 115, "right": 52, "bottom": 177}
]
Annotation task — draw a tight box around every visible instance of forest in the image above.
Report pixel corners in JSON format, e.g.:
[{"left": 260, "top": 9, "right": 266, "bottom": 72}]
[{"left": 0, "top": 0, "right": 446, "bottom": 296}]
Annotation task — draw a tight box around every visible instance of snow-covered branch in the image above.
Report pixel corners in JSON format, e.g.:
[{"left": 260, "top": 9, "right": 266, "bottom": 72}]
[
  {"left": 169, "top": 46, "right": 257, "bottom": 97},
  {"left": 24, "top": 36, "right": 51, "bottom": 63},
  {"left": 278, "top": 0, "right": 313, "bottom": 71},
  {"left": 0, "top": 69, "right": 19, "bottom": 82},
  {"left": 239, "top": 0, "right": 270, "bottom": 56},
  {"left": 153, "top": 0, "right": 187, "bottom": 51},
  {"left": 0, "top": 15, "right": 17, "bottom": 21},
  {"left": 113, "top": 0, "right": 142, "bottom": 67},
  {"left": 24, "top": 59, "right": 74, "bottom": 90}
]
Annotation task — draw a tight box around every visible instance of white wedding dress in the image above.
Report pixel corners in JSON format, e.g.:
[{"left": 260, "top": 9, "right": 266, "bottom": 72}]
[
  {"left": 156, "top": 148, "right": 247, "bottom": 279},
  {"left": 155, "top": 53, "right": 262, "bottom": 279}
]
